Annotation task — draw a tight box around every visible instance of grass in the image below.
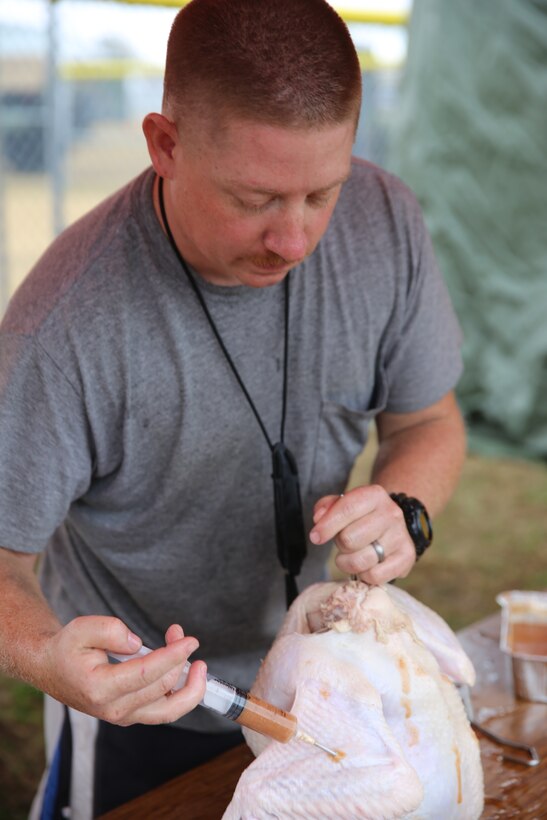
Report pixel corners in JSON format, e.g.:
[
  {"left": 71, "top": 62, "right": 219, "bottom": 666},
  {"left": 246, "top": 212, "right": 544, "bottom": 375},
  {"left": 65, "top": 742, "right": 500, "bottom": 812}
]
[
  {"left": 396, "top": 454, "right": 547, "bottom": 628},
  {"left": 346, "top": 445, "right": 547, "bottom": 629},
  {"left": 0, "top": 678, "right": 43, "bottom": 820},
  {"left": 1, "top": 450, "right": 546, "bottom": 817}
]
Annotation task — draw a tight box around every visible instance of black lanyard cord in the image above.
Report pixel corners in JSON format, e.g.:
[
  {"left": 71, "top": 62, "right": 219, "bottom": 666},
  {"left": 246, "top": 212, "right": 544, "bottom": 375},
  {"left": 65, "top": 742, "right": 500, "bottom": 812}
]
[
  {"left": 157, "top": 174, "right": 306, "bottom": 607},
  {"left": 158, "top": 175, "right": 290, "bottom": 451}
]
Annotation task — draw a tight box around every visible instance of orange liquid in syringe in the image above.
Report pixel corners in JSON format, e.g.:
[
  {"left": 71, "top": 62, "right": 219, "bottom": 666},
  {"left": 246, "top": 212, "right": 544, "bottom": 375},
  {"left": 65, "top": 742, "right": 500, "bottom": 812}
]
[
  {"left": 507, "top": 621, "right": 547, "bottom": 657},
  {"left": 234, "top": 692, "right": 297, "bottom": 742}
]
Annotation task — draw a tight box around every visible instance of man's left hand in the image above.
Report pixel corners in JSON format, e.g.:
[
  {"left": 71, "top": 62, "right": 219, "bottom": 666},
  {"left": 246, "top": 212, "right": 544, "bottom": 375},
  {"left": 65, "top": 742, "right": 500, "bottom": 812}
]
[{"left": 309, "top": 486, "right": 416, "bottom": 585}]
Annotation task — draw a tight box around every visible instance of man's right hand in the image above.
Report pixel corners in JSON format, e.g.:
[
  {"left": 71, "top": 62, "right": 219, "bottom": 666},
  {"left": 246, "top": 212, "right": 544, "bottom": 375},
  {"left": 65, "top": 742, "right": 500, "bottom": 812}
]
[
  {"left": 0, "top": 546, "right": 206, "bottom": 725},
  {"left": 41, "top": 617, "right": 206, "bottom": 725}
]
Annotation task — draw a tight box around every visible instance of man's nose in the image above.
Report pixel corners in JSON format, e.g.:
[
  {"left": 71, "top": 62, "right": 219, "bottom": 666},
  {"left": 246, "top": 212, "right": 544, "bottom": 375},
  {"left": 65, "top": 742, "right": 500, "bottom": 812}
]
[{"left": 262, "top": 208, "right": 308, "bottom": 263}]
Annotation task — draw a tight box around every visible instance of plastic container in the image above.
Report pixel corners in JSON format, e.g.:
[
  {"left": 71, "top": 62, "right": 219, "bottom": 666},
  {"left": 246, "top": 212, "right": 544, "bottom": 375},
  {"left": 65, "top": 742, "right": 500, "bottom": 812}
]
[{"left": 496, "top": 590, "right": 547, "bottom": 703}]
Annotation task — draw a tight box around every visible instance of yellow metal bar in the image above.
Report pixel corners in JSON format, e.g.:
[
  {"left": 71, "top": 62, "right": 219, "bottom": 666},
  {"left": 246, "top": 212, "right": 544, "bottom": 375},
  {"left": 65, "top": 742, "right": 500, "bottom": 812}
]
[
  {"left": 60, "top": 50, "right": 400, "bottom": 82},
  {"left": 59, "top": 59, "right": 163, "bottom": 80},
  {"left": 53, "top": 0, "right": 408, "bottom": 26},
  {"left": 333, "top": 6, "right": 408, "bottom": 25},
  {"left": 358, "top": 52, "right": 401, "bottom": 71},
  {"left": 91, "top": 0, "right": 191, "bottom": 7}
]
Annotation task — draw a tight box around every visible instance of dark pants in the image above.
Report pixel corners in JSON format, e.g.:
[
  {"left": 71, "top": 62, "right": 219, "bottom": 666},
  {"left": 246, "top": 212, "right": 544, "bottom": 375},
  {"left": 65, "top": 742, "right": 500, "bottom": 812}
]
[
  {"left": 93, "top": 720, "right": 244, "bottom": 816},
  {"left": 95, "top": 721, "right": 244, "bottom": 816},
  {"left": 46, "top": 710, "right": 244, "bottom": 818}
]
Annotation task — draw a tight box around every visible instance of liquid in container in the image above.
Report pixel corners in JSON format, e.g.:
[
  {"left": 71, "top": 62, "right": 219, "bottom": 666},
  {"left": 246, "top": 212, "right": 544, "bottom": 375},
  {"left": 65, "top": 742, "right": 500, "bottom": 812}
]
[{"left": 496, "top": 590, "right": 547, "bottom": 703}]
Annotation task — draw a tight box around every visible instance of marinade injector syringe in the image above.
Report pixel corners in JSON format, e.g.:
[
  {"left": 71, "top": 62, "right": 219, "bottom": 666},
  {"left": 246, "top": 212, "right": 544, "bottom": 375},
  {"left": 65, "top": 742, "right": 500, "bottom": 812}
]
[{"left": 109, "top": 645, "right": 337, "bottom": 757}]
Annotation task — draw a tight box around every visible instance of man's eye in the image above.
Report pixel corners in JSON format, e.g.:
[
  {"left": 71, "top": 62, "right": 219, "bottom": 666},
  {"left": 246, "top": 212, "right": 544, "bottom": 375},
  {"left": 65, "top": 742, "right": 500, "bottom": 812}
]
[
  {"left": 237, "top": 198, "right": 270, "bottom": 213},
  {"left": 308, "top": 191, "right": 333, "bottom": 207},
  {"left": 246, "top": 202, "right": 268, "bottom": 212}
]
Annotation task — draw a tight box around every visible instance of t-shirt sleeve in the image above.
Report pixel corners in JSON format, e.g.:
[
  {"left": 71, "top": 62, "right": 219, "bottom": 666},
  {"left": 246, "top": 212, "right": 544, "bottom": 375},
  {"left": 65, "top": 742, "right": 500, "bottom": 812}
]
[
  {"left": 0, "top": 333, "right": 93, "bottom": 551},
  {"left": 382, "top": 203, "right": 463, "bottom": 413}
]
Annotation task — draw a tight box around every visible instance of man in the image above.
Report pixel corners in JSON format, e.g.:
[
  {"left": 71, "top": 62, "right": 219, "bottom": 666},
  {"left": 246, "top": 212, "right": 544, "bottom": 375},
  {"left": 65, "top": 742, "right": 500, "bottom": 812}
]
[{"left": 0, "top": 0, "right": 466, "bottom": 815}]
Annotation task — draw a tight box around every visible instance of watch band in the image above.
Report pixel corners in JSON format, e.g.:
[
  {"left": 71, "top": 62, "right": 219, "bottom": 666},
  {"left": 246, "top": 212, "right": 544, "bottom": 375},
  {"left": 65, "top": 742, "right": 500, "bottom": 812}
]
[{"left": 389, "top": 492, "right": 433, "bottom": 558}]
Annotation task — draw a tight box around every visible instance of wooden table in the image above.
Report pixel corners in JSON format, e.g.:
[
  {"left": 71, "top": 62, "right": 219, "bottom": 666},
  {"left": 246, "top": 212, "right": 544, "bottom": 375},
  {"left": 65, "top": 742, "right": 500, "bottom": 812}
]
[{"left": 101, "top": 613, "right": 547, "bottom": 819}]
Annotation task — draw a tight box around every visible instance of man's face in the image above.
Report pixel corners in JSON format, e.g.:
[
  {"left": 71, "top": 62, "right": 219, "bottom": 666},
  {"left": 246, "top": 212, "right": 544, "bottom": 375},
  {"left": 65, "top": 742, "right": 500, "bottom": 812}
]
[{"left": 164, "top": 115, "right": 355, "bottom": 287}]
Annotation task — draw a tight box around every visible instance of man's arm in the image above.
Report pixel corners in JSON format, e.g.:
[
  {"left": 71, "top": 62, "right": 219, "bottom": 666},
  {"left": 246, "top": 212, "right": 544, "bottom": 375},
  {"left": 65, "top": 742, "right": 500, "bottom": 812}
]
[
  {"left": 309, "top": 391, "right": 466, "bottom": 584},
  {"left": 0, "top": 546, "right": 206, "bottom": 724},
  {"left": 0, "top": 548, "right": 61, "bottom": 682},
  {"left": 371, "top": 389, "right": 466, "bottom": 512}
]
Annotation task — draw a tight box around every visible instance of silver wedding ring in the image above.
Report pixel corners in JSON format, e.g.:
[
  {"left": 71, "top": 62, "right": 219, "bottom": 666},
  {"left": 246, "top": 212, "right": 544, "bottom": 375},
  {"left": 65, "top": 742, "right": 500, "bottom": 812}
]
[{"left": 371, "top": 540, "right": 386, "bottom": 564}]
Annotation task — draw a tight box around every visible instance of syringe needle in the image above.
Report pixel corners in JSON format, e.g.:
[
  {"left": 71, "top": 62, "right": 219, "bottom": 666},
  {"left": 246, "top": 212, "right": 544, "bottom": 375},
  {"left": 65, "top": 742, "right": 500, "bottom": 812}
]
[
  {"left": 296, "top": 730, "right": 338, "bottom": 759},
  {"left": 312, "top": 739, "right": 339, "bottom": 758}
]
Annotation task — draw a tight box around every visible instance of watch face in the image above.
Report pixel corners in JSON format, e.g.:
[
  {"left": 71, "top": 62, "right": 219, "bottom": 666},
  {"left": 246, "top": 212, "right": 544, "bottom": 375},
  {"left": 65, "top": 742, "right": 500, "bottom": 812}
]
[
  {"left": 389, "top": 493, "right": 432, "bottom": 556},
  {"left": 418, "top": 508, "right": 432, "bottom": 543}
]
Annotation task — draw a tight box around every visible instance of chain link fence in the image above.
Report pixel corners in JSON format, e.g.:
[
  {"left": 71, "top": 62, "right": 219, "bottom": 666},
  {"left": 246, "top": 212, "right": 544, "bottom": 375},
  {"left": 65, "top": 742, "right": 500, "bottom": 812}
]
[
  {"left": 0, "top": 1, "right": 47, "bottom": 308},
  {"left": 0, "top": 0, "right": 408, "bottom": 315}
]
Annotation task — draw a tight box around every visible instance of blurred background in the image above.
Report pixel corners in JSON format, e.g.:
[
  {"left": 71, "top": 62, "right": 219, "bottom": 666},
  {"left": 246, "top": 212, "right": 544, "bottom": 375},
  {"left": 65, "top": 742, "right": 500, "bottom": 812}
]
[
  {"left": 1, "top": 0, "right": 409, "bottom": 299},
  {"left": 0, "top": 0, "right": 546, "bottom": 817}
]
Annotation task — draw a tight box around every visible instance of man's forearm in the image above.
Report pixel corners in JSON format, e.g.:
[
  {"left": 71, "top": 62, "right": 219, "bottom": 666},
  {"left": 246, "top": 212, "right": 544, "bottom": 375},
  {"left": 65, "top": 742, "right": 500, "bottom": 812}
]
[
  {"left": 371, "top": 393, "right": 467, "bottom": 516},
  {"left": 0, "top": 547, "right": 61, "bottom": 685},
  {"left": 0, "top": 546, "right": 208, "bottom": 725}
]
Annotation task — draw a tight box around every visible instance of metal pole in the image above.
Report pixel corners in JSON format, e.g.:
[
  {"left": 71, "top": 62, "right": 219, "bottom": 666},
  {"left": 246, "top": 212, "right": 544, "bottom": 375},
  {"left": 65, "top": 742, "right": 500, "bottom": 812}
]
[
  {"left": 0, "top": 23, "right": 9, "bottom": 316},
  {"left": 0, "top": 156, "right": 7, "bottom": 318},
  {"left": 47, "top": 0, "right": 65, "bottom": 237}
]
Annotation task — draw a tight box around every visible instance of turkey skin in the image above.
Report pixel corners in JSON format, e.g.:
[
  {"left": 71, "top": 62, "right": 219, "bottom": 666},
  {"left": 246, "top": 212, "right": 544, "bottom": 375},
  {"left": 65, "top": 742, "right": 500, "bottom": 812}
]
[{"left": 223, "top": 581, "right": 484, "bottom": 820}]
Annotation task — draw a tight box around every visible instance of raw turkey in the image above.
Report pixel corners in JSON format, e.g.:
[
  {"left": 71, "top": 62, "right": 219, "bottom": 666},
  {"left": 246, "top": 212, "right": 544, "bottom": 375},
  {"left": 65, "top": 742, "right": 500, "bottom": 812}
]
[{"left": 223, "top": 581, "right": 484, "bottom": 819}]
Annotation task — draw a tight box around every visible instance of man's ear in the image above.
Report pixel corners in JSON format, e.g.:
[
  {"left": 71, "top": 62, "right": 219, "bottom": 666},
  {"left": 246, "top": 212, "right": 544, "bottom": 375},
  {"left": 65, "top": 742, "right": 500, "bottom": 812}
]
[{"left": 142, "top": 113, "right": 179, "bottom": 178}]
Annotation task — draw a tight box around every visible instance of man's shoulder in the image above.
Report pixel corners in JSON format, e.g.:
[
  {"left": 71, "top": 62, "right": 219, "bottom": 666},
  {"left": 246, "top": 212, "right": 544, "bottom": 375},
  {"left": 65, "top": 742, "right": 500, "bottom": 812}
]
[
  {"left": 328, "top": 157, "right": 427, "bottom": 249},
  {"left": 2, "top": 169, "right": 156, "bottom": 339},
  {"left": 345, "top": 157, "right": 423, "bottom": 214}
]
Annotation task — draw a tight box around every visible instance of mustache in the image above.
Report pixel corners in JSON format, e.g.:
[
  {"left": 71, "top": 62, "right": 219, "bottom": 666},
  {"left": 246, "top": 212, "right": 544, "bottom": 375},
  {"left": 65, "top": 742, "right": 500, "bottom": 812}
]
[{"left": 247, "top": 252, "right": 292, "bottom": 269}]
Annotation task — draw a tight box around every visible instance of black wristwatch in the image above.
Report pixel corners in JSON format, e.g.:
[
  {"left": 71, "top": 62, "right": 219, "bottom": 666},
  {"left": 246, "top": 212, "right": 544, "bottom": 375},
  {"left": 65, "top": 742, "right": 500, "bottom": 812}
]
[{"left": 389, "top": 492, "right": 433, "bottom": 558}]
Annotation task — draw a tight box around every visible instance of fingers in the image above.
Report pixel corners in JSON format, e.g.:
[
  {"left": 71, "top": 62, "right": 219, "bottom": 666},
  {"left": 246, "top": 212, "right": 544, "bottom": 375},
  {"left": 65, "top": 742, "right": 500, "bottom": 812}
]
[
  {"left": 165, "top": 623, "right": 185, "bottom": 644},
  {"left": 61, "top": 614, "right": 143, "bottom": 657},
  {"left": 103, "top": 636, "right": 198, "bottom": 695},
  {"left": 312, "top": 494, "right": 342, "bottom": 524},
  {"left": 96, "top": 632, "right": 206, "bottom": 722},
  {"left": 103, "top": 647, "right": 207, "bottom": 726},
  {"left": 127, "top": 659, "right": 207, "bottom": 725},
  {"left": 335, "top": 540, "right": 414, "bottom": 586},
  {"left": 310, "top": 486, "right": 382, "bottom": 545},
  {"left": 335, "top": 540, "right": 387, "bottom": 576},
  {"left": 310, "top": 486, "right": 417, "bottom": 584},
  {"left": 45, "top": 616, "right": 206, "bottom": 726}
]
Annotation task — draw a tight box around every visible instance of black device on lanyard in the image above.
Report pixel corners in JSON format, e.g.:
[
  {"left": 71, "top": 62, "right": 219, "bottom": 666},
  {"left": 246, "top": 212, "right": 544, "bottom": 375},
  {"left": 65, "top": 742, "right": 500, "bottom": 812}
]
[{"left": 157, "top": 176, "right": 307, "bottom": 607}]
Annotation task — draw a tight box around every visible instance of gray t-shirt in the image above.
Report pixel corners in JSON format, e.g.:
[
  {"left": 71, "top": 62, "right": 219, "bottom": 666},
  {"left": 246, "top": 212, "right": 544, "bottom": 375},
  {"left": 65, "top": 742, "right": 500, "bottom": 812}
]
[{"left": 0, "top": 160, "right": 462, "bottom": 731}]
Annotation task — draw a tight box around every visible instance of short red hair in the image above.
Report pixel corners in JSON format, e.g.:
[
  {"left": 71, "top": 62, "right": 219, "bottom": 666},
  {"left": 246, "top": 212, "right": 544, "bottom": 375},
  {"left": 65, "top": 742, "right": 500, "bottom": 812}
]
[{"left": 163, "top": 0, "right": 361, "bottom": 129}]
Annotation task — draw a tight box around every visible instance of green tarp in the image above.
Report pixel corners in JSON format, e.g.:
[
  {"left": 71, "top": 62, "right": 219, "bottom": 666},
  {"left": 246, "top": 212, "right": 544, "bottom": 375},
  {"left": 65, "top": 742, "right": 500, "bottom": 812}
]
[{"left": 390, "top": 0, "right": 547, "bottom": 461}]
